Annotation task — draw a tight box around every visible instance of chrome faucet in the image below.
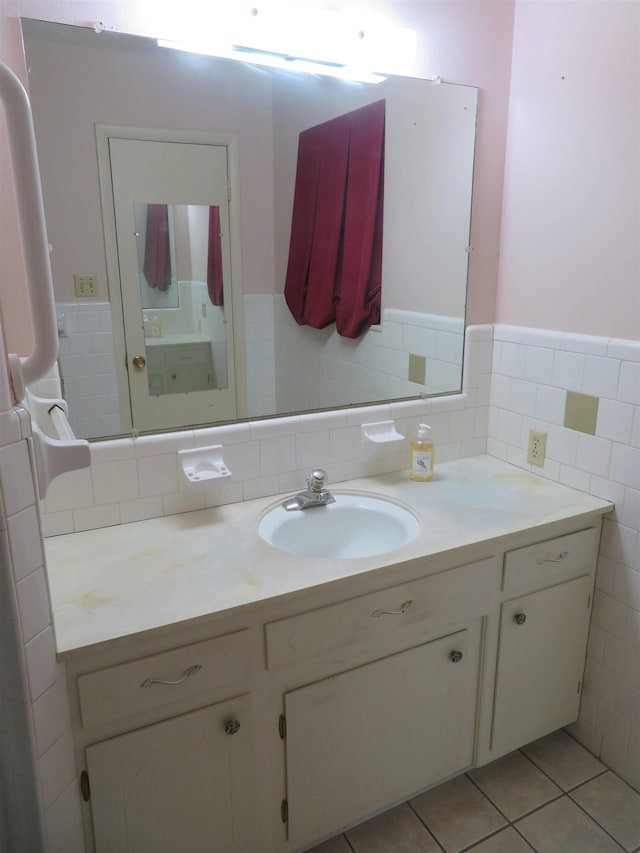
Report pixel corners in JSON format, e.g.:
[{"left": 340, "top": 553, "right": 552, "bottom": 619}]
[{"left": 282, "top": 469, "right": 336, "bottom": 511}]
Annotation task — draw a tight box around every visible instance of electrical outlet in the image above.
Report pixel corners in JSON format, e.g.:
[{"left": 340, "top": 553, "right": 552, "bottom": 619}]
[
  {"left": 74, "top": 274, "right": 98, "bottom": 297},
  {"left": 527, "top": 428, "right": 547, "bottom": 467}
]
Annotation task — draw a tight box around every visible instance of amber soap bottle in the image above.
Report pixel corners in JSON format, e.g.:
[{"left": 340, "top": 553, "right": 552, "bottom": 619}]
[{"left": 409, "top": 424, "right": 434, "bottom": 481}]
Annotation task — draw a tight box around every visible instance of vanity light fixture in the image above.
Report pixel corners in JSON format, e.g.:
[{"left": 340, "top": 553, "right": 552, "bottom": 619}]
[{"left": 156, "top": 2, "right": 416, "bottom": 83}]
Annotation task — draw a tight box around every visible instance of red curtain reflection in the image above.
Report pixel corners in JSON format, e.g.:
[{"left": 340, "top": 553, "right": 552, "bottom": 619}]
[
  {"left": 207, "top": 206, "right": 224, "bottom": 306},
  {"left": 143, "top": 204, "right": 171, "bottom": 291},
  {"left": 284, "top": 100, "right": 385, "bottom": 339}
]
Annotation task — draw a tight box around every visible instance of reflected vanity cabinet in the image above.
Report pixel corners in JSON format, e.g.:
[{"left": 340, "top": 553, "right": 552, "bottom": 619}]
[
  {"left": 145, "top": 340, "right": 215, "bottom": 396},
  {"left": 64, "top": 517, "right": 603, "bottom": 853}
]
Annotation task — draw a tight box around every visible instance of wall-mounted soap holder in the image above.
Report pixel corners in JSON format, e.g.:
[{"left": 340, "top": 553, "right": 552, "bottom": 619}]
[
  {"left": 361, "top": 420, "right": 405, "bottom": 445},
  {"left": 178, "top": 445, "right": 231, "bottom": 488}
]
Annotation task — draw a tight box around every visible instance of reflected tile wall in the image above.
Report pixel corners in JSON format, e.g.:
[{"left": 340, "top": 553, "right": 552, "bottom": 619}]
[{"left": 56, "top": 300, "right": 120, "bottom": 439}]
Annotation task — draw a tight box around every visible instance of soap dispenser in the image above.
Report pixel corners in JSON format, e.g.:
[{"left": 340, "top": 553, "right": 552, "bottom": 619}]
[{"left": 409, "top": 423, "right": 434, "bottom": 482}]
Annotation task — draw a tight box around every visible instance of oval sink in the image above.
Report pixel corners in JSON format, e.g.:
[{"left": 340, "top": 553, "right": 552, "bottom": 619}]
[{"left": 257, "top": 492, "right": 421, "bottom": 559}]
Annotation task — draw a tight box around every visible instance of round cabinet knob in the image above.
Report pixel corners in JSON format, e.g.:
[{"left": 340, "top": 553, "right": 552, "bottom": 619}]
[
  {"left": 132, "top": 354, "right": 146, "bottom": 370},
  {"left": 514, "top": 613, "right": 527, "bottom": 626},
  {"left": 224, "top": 719, "right": 241, "bottom": 735},
  {"left": 449, "top": 650, "right": 463, "bottom": 663}
]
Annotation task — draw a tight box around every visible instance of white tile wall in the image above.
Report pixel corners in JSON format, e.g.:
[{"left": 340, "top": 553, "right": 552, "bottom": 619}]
[
  {"left": 0, "top": 407, "right": 82, "bottom": 852},
  {"left": 7, "top": 320, "right": 637, "bottom": 853},
  {"left": 56, "top": 301, "right": 121, "bottom": 440},
  {"left": 40, "top": 324, "right": 492, "bottom": 536},
  {"left": 272, "top": 295, "right": 466, "bottom": 414},
  {"left": 488, "top": 324, "right": 640, "bottom": 792}
]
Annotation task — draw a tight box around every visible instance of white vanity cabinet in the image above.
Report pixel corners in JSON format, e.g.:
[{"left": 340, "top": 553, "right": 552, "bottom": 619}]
[
  {"left": 86, "top": 694, "right": 253, "bottom": 853},
  {"left": 489, "top": 527, "right": 600, "bottom": 758},
  {"left": 283, "top": 624, "right": 482, "bottom": 848},
  {"left": 265, "top": 556, "right": 498, "bottom": 847},
  {"left": 71, "top": 630, "right": 256, "bottom": 853},
  {"left": 49, "top": 460, "right": 611, "bottom": 853},
  {"left": 146, "top": 340, "right": 215, "bottom": 395},
  {"left": 491, "top": 574, "right": 593, "bottom": 756}
]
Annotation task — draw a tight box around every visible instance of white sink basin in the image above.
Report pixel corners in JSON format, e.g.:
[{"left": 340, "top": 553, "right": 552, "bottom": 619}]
[{"left": 257, "top": 492, "right": 421, "bottom": 559}]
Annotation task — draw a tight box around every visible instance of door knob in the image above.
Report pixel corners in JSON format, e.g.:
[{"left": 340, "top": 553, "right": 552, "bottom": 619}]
[
  {"left": 514, "top": 613, "right": 527, "bottom": 625},
  {"left": 132, "top": 354, "right": 146, "bottom": 369}
]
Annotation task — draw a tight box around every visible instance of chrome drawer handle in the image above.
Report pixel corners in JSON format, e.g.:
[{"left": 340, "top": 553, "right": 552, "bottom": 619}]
[
  {"left": 536, "top": 551, "right": 569, "bottom": 565},
  {"left": 371, "top": 599, "right": 414, "bottom": 618},
  {"left": 140, "top": 664, "right": 202, "bottom": 688}
]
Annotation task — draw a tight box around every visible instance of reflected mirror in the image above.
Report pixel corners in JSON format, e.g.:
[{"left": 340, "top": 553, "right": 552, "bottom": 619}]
[
  {"left": 138, "top": 203, "right": 229, "bottom": 399},
  {"left": 22, "top": 17, "right": 478, "bottom": 440}
]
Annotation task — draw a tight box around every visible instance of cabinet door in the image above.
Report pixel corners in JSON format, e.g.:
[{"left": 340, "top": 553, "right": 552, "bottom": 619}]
[
  {"left": 491, "top": 574, "right": 592, "bottom": 757},
  {"left": 284, "top": 626, "right": 480, "bottom": 847},
  {"left": 86, "top": 694, "right": 253, "bottom": 853}
]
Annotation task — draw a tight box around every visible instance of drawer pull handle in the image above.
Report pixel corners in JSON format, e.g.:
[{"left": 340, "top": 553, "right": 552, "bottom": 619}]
[
  {"left": 536, "top": 551, "right": 569, "bottom": 565},
  {"left": 371, "top": 599, "right": 414, "bottom": 618},
  {"left": 224, "top": 719, "right": 241, "bottom": 735},
  {"left": 514, "top": 613, "right": 527, "bottom": 625},
  {"left": 140, "top": 664, "right": 202, "bottom": 688},
  {"left": 449, "top": 650, "right": 463, "bottom": 663}
]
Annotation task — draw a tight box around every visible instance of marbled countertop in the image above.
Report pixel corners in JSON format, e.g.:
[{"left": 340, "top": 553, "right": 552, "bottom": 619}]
[{"left": 44, "top": 456, "right": 613, "bottom": 656}]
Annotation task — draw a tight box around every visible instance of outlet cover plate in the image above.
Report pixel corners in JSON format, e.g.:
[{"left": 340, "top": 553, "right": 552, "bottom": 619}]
[{"left": 527, "top": 429, "right": 547, "bottom": 467}]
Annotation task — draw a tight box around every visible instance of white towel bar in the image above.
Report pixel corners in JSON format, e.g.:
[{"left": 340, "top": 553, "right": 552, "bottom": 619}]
[{"left": 0, "top": 62, "right": 58, "bottom": 400}]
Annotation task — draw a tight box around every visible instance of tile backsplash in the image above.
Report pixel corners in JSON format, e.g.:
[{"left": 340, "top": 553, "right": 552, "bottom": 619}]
[{"left": 41, "top": 324, "right": 492, "bottom": 537}]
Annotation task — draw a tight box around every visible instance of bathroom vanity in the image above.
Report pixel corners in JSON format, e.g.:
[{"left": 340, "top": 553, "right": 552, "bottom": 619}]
[{"left": 44, "top": 456, "right": 612, "bottom": 853}]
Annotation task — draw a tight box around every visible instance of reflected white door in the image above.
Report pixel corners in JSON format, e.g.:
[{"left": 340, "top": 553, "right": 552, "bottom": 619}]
[{"left": 109, "top": 137, "right": 237, "bottom": 431}]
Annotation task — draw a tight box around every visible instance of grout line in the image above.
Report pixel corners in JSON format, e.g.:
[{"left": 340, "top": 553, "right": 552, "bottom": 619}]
[
  {"left": 317, "top": 745, "right": 636, "bottom": 853},
  {"left": 342, "top": 833, "right": 357, "bottom": 853},
  {"left": 510, "top": 822, "right": 538, "bottom": 851},
  {"left": 566, "top": 782, "right": 632, "bottom": 852},
  {"left": 405, "top": 800, "right": 446, "bottom": 851}
]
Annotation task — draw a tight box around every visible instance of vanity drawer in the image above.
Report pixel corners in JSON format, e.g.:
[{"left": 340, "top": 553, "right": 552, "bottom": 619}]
[
  {"left": 265, "top": 557, "right": 499, "bottom": 669},
  {"left": 502, "top": 527, "right": 600, "bottom": 592},
  {"left": 77, "top": 629, "right": 250, "bottom": 729}
]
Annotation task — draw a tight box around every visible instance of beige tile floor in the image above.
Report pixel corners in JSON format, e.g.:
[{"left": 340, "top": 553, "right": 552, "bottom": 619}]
[{"left": 306, "top": 729, "right": 640, "bottom": 853}]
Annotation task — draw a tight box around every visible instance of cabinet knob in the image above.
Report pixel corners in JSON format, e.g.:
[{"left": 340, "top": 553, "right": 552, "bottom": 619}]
[
  {"left": 449, "top": 650, "right": 463, "bottom": 663},
  {"left": 132, "top": 354, "right": 146, "bottom": 369},
  {"left": 514, "top": 613, "right": 527, "bottom": 625},
  {"left": 224, "top": 718, "right": 241, "bottom": 735}
]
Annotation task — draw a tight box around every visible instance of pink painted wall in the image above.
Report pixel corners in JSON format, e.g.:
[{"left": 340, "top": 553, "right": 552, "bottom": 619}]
[
  {"left": 23, "top": 32, "right": 276, "bottom": 303},
  {"left": 496, "top": 0, "right": 640, "bottom": 340},
  {"left": 0, "top": 0, "right": 514, "bottom": 357}
]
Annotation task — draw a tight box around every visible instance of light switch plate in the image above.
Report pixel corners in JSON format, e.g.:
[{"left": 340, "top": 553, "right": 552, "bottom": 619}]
[{"left": 74, "top": 274, "right": 98, "bottom": 297}]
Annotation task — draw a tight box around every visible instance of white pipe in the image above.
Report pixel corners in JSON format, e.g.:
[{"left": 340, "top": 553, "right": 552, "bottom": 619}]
[{"left": 0, "top": 61, "right": 58, "bottom": 397}]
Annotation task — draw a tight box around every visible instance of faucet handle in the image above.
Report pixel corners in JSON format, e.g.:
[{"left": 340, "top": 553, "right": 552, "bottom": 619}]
[{"left": 307, "top": 469, "right": 328, "bottom": 492}]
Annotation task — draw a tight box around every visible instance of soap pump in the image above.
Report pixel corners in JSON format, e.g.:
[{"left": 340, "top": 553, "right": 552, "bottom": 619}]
[{"left": 409, "top": 423, "right": 434, "bottom": 482}]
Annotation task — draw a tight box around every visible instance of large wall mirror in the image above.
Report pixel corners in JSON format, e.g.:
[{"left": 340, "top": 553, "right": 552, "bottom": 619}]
[{"left": 22, "top": 18, "right": 478, "bottom": 440}]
